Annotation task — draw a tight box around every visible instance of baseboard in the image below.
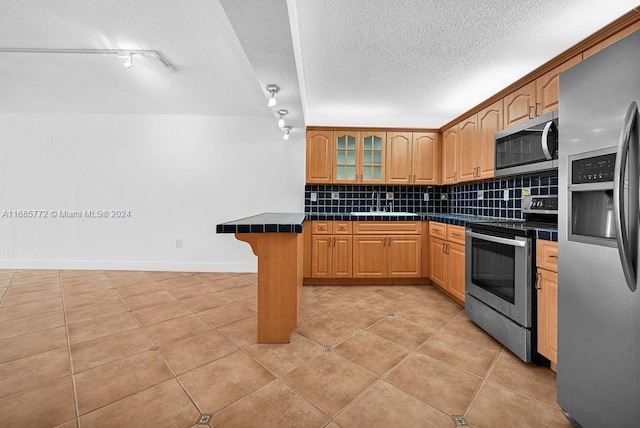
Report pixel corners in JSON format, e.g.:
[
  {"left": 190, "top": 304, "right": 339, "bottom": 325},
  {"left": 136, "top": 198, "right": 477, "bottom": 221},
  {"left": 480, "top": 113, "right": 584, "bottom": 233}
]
[{"left": 0, "top": 259, "right": 257, "bottom": 273}]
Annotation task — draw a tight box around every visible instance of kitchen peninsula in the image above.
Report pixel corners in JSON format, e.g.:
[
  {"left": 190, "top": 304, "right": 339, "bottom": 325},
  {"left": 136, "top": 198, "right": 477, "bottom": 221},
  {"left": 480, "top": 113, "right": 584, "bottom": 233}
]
[{"left": 217, "top": 213, "right": 306, "bottom": 343}]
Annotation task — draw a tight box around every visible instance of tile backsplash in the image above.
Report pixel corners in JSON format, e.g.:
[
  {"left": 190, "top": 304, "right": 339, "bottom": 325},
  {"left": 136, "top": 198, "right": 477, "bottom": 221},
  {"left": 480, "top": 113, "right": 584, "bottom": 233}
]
[{"left": 304, "top": 173, "right": 558, "bottom": 220}]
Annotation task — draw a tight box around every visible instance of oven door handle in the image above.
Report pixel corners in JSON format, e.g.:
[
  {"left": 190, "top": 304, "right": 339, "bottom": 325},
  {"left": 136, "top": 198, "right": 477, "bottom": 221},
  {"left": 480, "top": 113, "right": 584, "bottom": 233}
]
[{"left": 466, "top": 230, "right": 527, "bottom": 247}]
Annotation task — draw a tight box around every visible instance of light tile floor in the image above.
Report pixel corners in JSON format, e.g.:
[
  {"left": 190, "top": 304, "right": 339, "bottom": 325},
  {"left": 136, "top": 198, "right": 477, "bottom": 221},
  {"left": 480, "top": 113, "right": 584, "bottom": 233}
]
[{"left": 0, "top": 269, "right": 571, "bottom": 427}]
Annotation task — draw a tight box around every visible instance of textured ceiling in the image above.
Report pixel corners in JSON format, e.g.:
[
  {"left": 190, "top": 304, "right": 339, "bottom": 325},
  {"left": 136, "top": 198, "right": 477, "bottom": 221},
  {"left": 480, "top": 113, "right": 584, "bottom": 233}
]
[{"left": 1, "top": 0, "right": 639, "bottom": 130}]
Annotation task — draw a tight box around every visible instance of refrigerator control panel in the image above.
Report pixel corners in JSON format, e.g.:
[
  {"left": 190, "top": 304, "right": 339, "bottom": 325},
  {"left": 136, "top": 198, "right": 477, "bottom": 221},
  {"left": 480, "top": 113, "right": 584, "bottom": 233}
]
[{"left": 571, "top": 152, "right": 616, "bottom": 184}]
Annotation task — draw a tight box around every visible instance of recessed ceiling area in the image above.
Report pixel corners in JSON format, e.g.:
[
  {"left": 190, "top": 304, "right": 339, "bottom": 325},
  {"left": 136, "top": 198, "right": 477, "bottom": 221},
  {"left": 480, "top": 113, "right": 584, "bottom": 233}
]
[{"left": 1, "top": 0, "right": 639, "bottom": 130}]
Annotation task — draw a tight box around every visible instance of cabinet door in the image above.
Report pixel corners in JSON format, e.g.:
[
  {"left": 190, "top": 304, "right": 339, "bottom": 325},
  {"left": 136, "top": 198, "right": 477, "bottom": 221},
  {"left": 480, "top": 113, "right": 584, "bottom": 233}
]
[
  {"left": 441, "top": 126, "right": 458, "bottom": 184},
  {"left": 306, "top": 131, "right": 333, "bottom": 183},
  {"left": 353, "top": 236, "right": 387, "bottom": 278},
  {"left": 311, "top": 236, "right": 332, "bottom": 278},
  {"left": 332, "top": 236, "right": 353, "bottom": 278},
  {"left": 388, "top": 235, "right": 421, "bottom": 278},
  {"left": 359, "top": 132, "right": 386, "bottom": 183},
  {"left": 477, "top": 100, "right": 503, "bottom": 179},
  {"left": 537, "top": 268, "right": 558, "bottom": 363},
  {"left": 535, "top": 54, "right": 582, "bottom": 116},
  {"left": 447, "top": 242, "right": 466, "bottom": 303},
  {"left": 429, "top": 237, "right": 447, "bottom": 287},
  {"left": 334, "top": 130, "right": 359, "bottom": 183},
  {"left": 385, "top": 132, "right": 412, "bottom": 184},
  {"left": 458, "top": 115, "right": 477, "bottom": 182},
  {"left": 504, "top": 81, "right": 536, "bottom": 127},
  {"left": 412, "top": 133, "right": 439, "bottom": 185}
]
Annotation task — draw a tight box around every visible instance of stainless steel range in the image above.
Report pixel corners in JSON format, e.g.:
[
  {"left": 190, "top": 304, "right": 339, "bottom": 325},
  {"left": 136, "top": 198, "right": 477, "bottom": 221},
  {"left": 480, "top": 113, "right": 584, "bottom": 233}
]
[{"left": 465, "top": 195, "right": 557, "bottom": 363}]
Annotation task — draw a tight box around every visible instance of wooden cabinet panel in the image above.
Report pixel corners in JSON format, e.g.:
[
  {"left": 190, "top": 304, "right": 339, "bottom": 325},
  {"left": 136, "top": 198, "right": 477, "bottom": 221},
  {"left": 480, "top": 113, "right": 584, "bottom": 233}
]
[
  {"left": 429, "top": 222, "right": 447, "bottom": 240},
  {"left": 388, "top": 236, "right": 422, "bottom": 278},
  {"left": 312, "top": 221, "right": 332, "bottom": 235},
  {"left": 477, "top": 100, "right": 503, "bottom": 179},
  {"left": 458, "top": 115, "right": 477, "bottom": 182},
  {"left": 430, "top": 236, "right": 446, "bottom": 288},
  {"left": 447, "top": 242, "right": 465, "bottom": 303},
  {"left": 353, "top": 221, "right": 421, "bottom": 235},
  {"left": 536, "top": 54, "right": 582, "bottom": 115},
  {"left": 306, "top": 130, "right": 333, "bottom": 184},
  {"left": 441, "top": 126, "right": 458, "bottom": 184},
  {"left": 446, "top": 225, "right": 465, "bottom": 245},
  {"left": 333, "top": 221, "right": 352, "bottom": 234},
  {"left": 311, "top": 235, "right": 332, "bottom": 278},
  {"left": 353, "top": 236, "right": 387, "bottom": 278},
  {"left": 412, "top": 133, "right": 440, "bottom": 185},
  {"left": 386, "top": 132, "right": 412, "bottom": 184},
  {"left": 303, "top": 224, "right": 312, "bottom": 278},
  {"left": 504, "top": 81, "right": 537, "bottom": 128},
  {"left": 536, "top": 240, "right": 558, "bottom": 272},
  {"left": 422, "top": 222, "right": 430, "bottom": 279},
  {"left": 537, "top": 268, "right": 558, "bottom": 363},
  {"left": 332, "top": 236, "right": 353, "bottom": 278}
]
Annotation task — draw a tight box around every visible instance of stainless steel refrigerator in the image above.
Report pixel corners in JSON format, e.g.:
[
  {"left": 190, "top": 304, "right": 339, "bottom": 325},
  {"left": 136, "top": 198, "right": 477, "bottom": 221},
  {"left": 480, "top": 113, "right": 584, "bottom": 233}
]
[{"left": 558, "top": 30, "right": 640, "bottom": 427}]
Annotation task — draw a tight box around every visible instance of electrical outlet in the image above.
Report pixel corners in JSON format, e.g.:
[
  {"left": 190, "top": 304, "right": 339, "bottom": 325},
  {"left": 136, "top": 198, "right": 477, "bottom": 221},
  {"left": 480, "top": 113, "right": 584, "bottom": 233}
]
[
  {"left": 477, "top": 191, "right": 484, "bottom": 200},
  {"left": 331, "top": 191, "right": 340, "bottom": 200},
  {"left": 176, "top": 239, "right": 182, "bottom": 248},
  {"left": 310, "top": 192, "right": 317, "bottom": 202},
  {"left": 522, "top": 188, "right": 530, "bottom": 196},
  {"left": 423, "top": 192, "right": 429, "bottom": 201},
  {"left": 503, "top": 189, "right": 510, "bottom": 201},
  {"left": 441, "top": 194, "right": 448, "bottom": 201},
  {"left": 386, "top": 192, "right": 394, "bottom": 200}
]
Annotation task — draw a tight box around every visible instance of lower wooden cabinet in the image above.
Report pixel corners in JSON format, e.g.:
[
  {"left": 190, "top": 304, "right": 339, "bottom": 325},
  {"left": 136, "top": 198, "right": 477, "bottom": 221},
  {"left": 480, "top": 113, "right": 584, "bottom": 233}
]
[
  {"left": 311, "top": 235, "right": 352, "bottom": 278},
  {"left": 536, "top": 239, "right": 558, "bottom": 367},
  {"left": 353, "top": 234, "right": 422, "bottom": 278},
  {"left": 429, "top": 222, "right": 466, "bottom": 304}
]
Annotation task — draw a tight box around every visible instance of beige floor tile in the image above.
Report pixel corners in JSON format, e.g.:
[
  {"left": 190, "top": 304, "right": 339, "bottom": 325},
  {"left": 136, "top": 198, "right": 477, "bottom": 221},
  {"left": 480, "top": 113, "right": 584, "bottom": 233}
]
[
  {"left": 0, "top": 377, "right": 75, "bottom": 428},
  {"left": 328, "top": 302, "right": 388, "bottom": 330},
  {"left": 122, "top": 290, "right": 178, "bottom": 310},
  {"left": 61, "top": 273, "right": 109, "bottom": 285},
  {"left": 208, "top": 275, "right": 254, "bottom": 290},
  {"left": 10, "top": 272, "right": 60, "bottom": 286},
  {"left": 65, "top": 300, "right": 128, "bottom": 324},
  {"left": 359, "top": 293, "right": 408, "bottom": 313},
  {"left": 54, "top": 418, "right": 78, "bottom": 428},
  {"left": 79, "top": 379, "right": 199, "bottom": 428},
  {"left": 375, "top": 285, "right": 433, "bottom": 303},
  {"left": 0, "top": 310, "right": 65, "bottom": 340},
  {"left": 217, "top": 316, "right": 258, "bottom": 348},
  {"left": 246, "top": 332, "right": 325, "bottom": 375},
  {"left": 167, "top": 282, "right": 224, "bottom": 299},
  {"left": 62, "top": 280, "right": 113, "bottom": 297},
  {"left": 116, "top": 281, "right": 166, "bottom": 298},
  {"left": 0, "top": 297, "right": 64, "bottom": 322},
  {"left": 334, "top": 331, "right": 410, "bottom": 376},
  {"left": 5, "top": 281, "right": 60, "bottom": 296},
  {"left": 143, "top": 314, "right": 211, "bottom": 346},
  {"left": 75, "top": 351, "right": 172, "bottom": 415},
  {"left": 394, "top": 302, "right": 461, "bottom": 329},
  {"left": 107, "top": 274, "right": 156, "bottom": 288},
  {"left": 149, "top": 271, "right": 194, "bottom": 281},
  {"left": 212, "top": 379, "right": 329, "bottom": 428},
  {"left": 157, "top": 276, "right": 202, "bottom": 289},
  {"left": 336, "top": 380, "right": 452, "bottom": 428},
  {"left": 178, "top": 351, "right": 275, "bottom": 413},
  {"left": 366, "top": 316, "right": 436, "bottom": 349},
  {"left": 0, "top": 347, "right": 70, "bottom": 398},
  {"left": 295, "top": 316, "right": 361, "bottom": 348},
  {"left": 221, "top": 284, "right": 258, "bottom": 301},
  {"left": 192, "top": 272, "right": 236, "bottom": 283},
  {"left": 197, "top": 302, "right": 256, "bottom": 327},
  {"left": 68, "top": 312, "right": 138, "bottom": 345},
  {"left": 418, "top": 332, "right": 499, "bottom": 377},
  {"left": 180, "top": 292, "right": 235, "bottom": 312},
  {"left": 64, "top": 289, "right": 121, "bottom": 309},
  {"left": 487, "top": 348, "right": 558, "bottom": 406},
  {"left": 466, "top": 381, "right": 571, "bottom": 427},
  {"left": 283, "top": 352, "right": 377, "bottom": 417},
  {"left": 1, "top": 288, "right": 61, "bottom": 307},
  {"left": 241, "top": 296, "right": 258, "bottom": 311},
  {"left": 385, "top": 353, "right": 482, "bottom": 415},
  {"left": 159, "top": 330, "right": 238, "bottom": 375},
  {"left": 132, "top": 301, "right": 192, "bottom": 326},
  {"left": 71, "top": 328, "right": 150, "bottom": 373},
  {"left": 440, "top": 316, "right": 502, "bottom": 350},
  {"left": 0, "top": 325, "right": 67, "bottom": 364}
]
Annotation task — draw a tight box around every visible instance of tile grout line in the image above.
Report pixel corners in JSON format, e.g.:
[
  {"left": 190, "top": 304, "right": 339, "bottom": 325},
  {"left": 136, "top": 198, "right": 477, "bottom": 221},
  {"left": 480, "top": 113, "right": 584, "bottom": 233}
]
[
  {"left": 0, "top": 270, "right": 16, "bottom": 307},
  {"left": 59, "top": 269, "right": 82, "bottom": 427},
  {"left": 462, "top": 346, "right": 505, "bottom": 419}
]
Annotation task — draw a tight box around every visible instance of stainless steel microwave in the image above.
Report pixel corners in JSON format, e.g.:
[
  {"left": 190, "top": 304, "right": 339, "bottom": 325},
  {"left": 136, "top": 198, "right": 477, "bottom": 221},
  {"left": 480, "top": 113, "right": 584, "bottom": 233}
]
[{"left": 494, "top": 110, "right": 558, "bottom": 177}]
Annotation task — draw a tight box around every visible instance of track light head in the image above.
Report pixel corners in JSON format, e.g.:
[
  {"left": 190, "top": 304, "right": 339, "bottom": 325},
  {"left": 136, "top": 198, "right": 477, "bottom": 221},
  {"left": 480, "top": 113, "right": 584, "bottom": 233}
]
[
  {"left": 282, "top": 125, "right": 292, "bottom": 141},
  {"left": 266, "top": 84, "right": 280, "bottom": 107},
  {"left": 277, "top": 109, "right": 288, "bottom": 128}
]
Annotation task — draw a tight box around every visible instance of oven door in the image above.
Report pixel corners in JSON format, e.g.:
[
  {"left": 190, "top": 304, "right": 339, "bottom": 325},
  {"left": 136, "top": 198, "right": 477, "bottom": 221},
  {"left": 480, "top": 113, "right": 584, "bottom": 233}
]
[{"left": 465, "top": 229, "right": 532, "bottom": 327}]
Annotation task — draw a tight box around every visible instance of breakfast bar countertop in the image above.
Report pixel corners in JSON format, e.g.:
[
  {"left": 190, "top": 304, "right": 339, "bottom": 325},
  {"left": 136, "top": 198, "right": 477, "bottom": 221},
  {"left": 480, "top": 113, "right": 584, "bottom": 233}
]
[{"left": 216, "top": 212, "right": 306, "bottom": 234}]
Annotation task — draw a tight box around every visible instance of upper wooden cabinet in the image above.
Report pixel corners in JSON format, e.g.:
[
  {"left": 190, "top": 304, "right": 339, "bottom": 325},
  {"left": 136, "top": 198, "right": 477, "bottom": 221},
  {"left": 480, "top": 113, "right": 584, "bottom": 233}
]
[
  {"left": 536, "top": 54, "right": 582, "bottom": 115},
  {"left": 458, "top": 115, "right": 477, "bottom": 182},
  {"left": 504, "top": 81, "right": 537, "bottom": 128},
  {"left": 386, "top": 132, "right": 439, "bottom": 185},
  {"left": 441, "top": 125, "right": 459, "bottom": 185},
  {"left": 305, "top": 130, "right": 333, "bottom": 184},
  {"left": 333, "top": 130, "right": 385, "bottom": 184},
  {"left": 477, "top": 100, "right": 503, "bottom": 179}
]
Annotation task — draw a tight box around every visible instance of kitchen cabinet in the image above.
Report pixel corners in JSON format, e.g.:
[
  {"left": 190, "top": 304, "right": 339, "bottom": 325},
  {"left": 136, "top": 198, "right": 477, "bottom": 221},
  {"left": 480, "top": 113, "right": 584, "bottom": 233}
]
[
  {"left": 334, "top": 130, "right": 385, "bottom": 184},
  {"left": 476, "top": 100, "right": 503, "bottom": 179},
  {"left": 310, "top": 221, "right": 352, "bottom": 279},
  {"left": 536, "top": 239, "right": 558, "bottom": 368},
  {"left": 535, "top": 54, "right": 582, "bottom": 115},
  {"left": 458, "top": 115, "right": 477, "bottom": 182},
  {"left": 306, "top": 130, "right": 333, "bottom": 184},
  {"left": 429, "top": 222, "right": 466, "bottom": 304},
  {"left": 504, "top": 81, "right": 537, "bottom": 128},
  {"left": 353, "top": 221, "right": 422, "bottom": 279},
  {"left": 386, "top": 132, "right": 440, "bottom": 185},
  {"left": 441, "top": 125, "right": 458, "bottom": 185}
]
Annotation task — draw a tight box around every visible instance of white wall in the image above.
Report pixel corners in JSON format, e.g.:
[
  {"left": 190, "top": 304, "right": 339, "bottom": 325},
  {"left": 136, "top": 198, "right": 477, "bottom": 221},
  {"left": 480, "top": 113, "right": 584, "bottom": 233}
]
[{"left": 0, "top": 113, "right": 305, "bottom": 272}]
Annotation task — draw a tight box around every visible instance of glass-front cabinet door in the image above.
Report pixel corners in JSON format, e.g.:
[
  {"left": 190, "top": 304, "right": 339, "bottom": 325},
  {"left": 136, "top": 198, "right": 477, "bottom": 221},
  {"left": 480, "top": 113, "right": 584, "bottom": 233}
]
[
  {"left": 360, "top": 132, "right": 385, "bottom": 182},
  {"left": 334, "top": 131, "right": 385, "bottom": 183},
  {"left": 334, "top": 131, "right": 358, "bottom": 182}
]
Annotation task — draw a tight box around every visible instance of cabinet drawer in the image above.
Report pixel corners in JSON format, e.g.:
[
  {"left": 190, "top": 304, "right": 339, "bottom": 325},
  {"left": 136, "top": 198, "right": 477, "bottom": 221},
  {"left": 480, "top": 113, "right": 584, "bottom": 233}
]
[
  {"left": 312, "top": 221, "right": 332, "bottom": 235},
  {"left": 333, "top": 221, "right": 352, "bottom": 234},
  {"left": 429, "top": 222, "right": 447, "bottom": 240},
  {"left": 353, "top": 221, "right": 421, "bottom": 235},
  {"left": 536, "top": 240, "right": 558, "bottom": 272},
  {"left": 447, "top": 225, "right": 466, "bottom": 245}
]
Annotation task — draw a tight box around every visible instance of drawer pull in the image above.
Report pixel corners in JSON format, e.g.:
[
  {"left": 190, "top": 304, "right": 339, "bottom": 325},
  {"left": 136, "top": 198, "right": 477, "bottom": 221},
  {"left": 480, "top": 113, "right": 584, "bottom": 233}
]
[
  {"left": 536, "top": 272, "right": 542, "bottom": 289},
  {"left": 549, "top": 254, "right": 558, "bottom": 259}
]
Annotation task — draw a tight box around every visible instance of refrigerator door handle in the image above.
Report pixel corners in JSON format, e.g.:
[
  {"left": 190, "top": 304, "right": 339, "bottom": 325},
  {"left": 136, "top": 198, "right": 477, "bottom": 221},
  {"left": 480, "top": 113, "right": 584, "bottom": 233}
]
[
  {"left": 613, "top": 101, "right": 639, "bottom": 292},
  {"left": 541, "top": 121, "right": 554, "bottom": 160}
]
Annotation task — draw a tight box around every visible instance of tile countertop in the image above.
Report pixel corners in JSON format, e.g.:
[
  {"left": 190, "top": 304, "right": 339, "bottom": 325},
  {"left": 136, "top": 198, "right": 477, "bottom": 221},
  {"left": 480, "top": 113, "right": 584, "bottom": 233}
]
[
  {"left": 217, "top": 213, "right": 306, "bottom": 233},
  {"left": 306, "top": 212, "right": 501, "bottom": 226}
]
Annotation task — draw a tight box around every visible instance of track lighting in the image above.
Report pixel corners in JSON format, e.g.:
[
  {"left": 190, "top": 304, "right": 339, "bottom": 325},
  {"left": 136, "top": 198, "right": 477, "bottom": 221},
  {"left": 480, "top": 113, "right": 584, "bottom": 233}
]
[
  {"left": 282, "top": 126, "right": 292, "bottom": 141},
  {"left": 118, "top": 51, "right": 133, "bottom": 68},
  {"left": 266, "top": 84, "right": 280, "bottom": 107},
  {"left": 277, "top": 109, "right": 288, "bottom": 128}
]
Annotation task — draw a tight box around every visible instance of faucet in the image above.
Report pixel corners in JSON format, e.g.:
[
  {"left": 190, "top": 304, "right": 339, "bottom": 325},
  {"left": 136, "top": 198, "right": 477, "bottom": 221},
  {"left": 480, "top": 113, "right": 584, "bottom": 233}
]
[{"left": 371, "top": 192, "right": 381, "bottom": 212}]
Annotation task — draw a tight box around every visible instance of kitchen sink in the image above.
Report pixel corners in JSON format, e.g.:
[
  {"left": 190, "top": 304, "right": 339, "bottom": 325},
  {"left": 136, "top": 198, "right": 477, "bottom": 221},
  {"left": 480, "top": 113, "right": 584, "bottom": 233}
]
[{"left": 349, "top": 211, "right": 418, "bottom": 217}]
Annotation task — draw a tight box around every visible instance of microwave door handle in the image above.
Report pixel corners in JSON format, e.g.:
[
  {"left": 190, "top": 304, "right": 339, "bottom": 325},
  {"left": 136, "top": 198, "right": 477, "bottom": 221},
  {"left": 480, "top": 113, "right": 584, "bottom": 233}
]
[
  {"left": 465, "top": 230, "right": 527, "bottom": 247},
  {"left": 613, "top": 101, "right": 639, "bottom": 292},
  {"left": 541, "top": 121, "right": 554, "bottom": 160}
]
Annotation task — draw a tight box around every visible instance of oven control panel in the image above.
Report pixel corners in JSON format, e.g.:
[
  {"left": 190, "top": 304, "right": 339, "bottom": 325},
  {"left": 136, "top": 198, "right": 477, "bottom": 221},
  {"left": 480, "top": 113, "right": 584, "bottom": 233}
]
[{"left": 522, "top": 195, "right": 558, "bottom": 214}]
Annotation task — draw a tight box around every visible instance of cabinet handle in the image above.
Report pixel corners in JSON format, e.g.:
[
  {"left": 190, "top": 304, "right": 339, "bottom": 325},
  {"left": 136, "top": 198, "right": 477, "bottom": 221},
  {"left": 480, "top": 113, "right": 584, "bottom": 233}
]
[
  {"left": 535, "top": 102, "right": 541, "bottom": 116},
  {"left": 413, "top": 174, "right": 416, "bottom": 183},
  {"left": 332, "top": 237, "right": 336, "bottom": 247},
  {"left": 454, "top": 171, "right": 457, "bottom": 181},
  {"left": 528, "top": 105, "right": 535, "bottom": 119},
  {"left": 549, "top": 254, "right": 558, "bottom": 259},
  {"left": 536, "top": 272, "right": 542, "bottom": 289},
  {"left": 452, "top": 232, "right": 461, "bottom": 237}
]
